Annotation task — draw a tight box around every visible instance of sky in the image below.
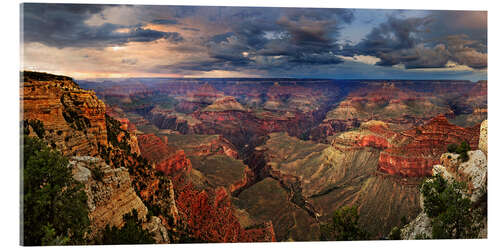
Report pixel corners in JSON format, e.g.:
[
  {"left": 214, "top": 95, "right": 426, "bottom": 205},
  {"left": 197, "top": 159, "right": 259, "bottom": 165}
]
[{"left": 21, "top": 4, "right": 487, "bottom": 80}]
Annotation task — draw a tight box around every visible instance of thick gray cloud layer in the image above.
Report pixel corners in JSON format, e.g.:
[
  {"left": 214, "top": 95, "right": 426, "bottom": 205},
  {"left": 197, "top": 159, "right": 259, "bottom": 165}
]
[
  {"left": 21, "top": 4, "right": 487, "bottom": 78},
  {"left": 350, "top": 12, "right": 487, "bottom": 69},
  {"left": 22, "top": 3, "right": 183, "bottom": 48}
]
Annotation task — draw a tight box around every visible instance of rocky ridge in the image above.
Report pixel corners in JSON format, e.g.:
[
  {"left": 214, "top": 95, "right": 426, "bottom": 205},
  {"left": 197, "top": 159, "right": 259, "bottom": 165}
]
[
  {"left": 22, "top": 71, "right": 107, "bottom": 157},
  {"left": 401, "top": 119, "right": 487, "bottom": 239}
]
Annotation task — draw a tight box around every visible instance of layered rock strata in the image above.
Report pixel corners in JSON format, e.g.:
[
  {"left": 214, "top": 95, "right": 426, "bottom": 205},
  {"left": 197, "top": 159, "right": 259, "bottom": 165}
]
[{"left": 21, "top": 72, "right": 107, "bottom": 156}]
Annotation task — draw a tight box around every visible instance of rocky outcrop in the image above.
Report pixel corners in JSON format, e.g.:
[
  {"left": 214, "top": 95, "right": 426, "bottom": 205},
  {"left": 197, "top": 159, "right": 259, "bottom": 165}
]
[
  {"left": 109, "top": 115, "right": 141, "bottom": 156},
  {"left": 166, "top": 134, "right": 239, "bottom": 159},
  {"left": 143, "top": 216, "right": 170, "bottom": 243},
  {"left": 434, "top": 150, "right": 487, "bottom": 203},
  {"left": 21, "top": 71, "right": 108, "bottom": 156},
  {"left": 401, "top": 149, "right": 487, "bottom": 239},
  {"left": 203, "top": 96, "right": 246, "bottom": 112},
  {"left": 400, "top": 212, "right": 432, "bottom": 239},
  {"left": 317, "top": 83, "right": 453, "bottom": 140},
  {"left": 479, "top": 119, "right": 487, "bottom": 156},
  {"left": 137, "top": 134, "right": 192, "bottom": 177},
  {"left": 68, "top": 156, "right": 148, "bottom": 238},
  {"left": 378, "top": 115, "right": 480, "bottom": 177}
]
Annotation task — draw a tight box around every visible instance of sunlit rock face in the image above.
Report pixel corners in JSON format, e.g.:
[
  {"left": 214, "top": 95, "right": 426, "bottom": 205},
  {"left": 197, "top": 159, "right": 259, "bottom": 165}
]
[
  {"left": 137, "top": 133, "right": 192, "bottom": 177},
  {"left": 479, "top": 119, "right": 487, "bottom": 156},
  {"left": 435, "top": 150, "right": 487, "bottom": 203},
  {"left": 21, "top": 72, "right": 108, "bottom": 156},
  {"left": 68, "top": 156, "right": 148, "bottom": 238},
  {"left": 378, "top": 115, "right": 480, "bottom": 177},
  {"left": 136, "top": 133, "right": 276, "bottom": 243},
  {"left": 75, "top": 77, "right": 487, "bottom": 241},
  {"left": 402, "top": 150, "right": 487, "bottom": 239}
]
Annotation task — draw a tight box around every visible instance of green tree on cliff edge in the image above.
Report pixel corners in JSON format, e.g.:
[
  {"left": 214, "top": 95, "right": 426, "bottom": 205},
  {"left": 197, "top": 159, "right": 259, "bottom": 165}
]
[
  {"left": 320, "top": 206, "right": 369, "bottom": 241},
  {"left": 420, "top": 175, "right": 482, "bottom": 239},
  {"left": 22, "top": 136, "right": 90, "bottom": 245}
]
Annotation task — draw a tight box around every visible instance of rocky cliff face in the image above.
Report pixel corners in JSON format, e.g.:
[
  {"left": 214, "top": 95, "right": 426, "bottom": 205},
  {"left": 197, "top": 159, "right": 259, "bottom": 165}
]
[
  {"left": 316, "top": 83, "right": 453, "bottom": 140},
  {"left": 378, "top": 115, "right": 480, "bottom": 177},
  {"left": 479, "top": 119, "right": 487, "bottom": 156},
  {"left": 22, "top": 72, "right": 179, "bottom": 244},
  {"left": 203, "top": 96, "right": 246, "bottom": 112},
  {"left": 137, "top": 134, "right": 192, "bottom": 177},
  {"left": 135, "top": 133, "right": 276, "bottom": 242},
  {"left": 401, "top": 149, "right": 487, "bottom": 239},
  {"left": 21, "top": 72, "right": 107, "bottom": 156},
  {"left": 68, "top": 156, "right": 148, "bottom": 238},
  {"left": 166, "top": 134, "right": 239, "bottom": 159},
  {"left": 105, "top": 108, "right": 141, "bottom": 156}
]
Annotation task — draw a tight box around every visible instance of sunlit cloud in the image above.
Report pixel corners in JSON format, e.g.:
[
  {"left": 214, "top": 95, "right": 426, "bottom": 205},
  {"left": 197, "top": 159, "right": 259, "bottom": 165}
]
[{"left": 21, "top": 4, "right": 487, "bottom": 80}]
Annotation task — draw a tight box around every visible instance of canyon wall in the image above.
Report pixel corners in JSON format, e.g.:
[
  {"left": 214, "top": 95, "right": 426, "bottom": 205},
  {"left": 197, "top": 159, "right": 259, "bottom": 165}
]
[{"left": 22, "top": 72, "right": 107, "bottom": 156}]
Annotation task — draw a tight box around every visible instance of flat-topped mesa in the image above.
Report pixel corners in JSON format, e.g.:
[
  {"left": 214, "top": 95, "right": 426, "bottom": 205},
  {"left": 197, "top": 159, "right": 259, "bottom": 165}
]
[
  {"left": 166, "top": 134, "right": 239, "bottom": 159},
  {"left": 21, "top": 71, "right": 107, "bottom": 157},
  {"left": 330, "top": 120, "right": 397, "bottom": 152},
  {"left": 316, "top": 84, "right": 454, "bottom": 140},
  {"left": 378, "top": 115, "right": 481, "bottom": 177},
  {"left": 188, "top": 83, "right": 224, "bottom": 102},
  {"left": 137, "top": 134, "right": 192, "bottom": 177},
  {"left": 202, "top": 96, "right": 246, "bottom": 112}
]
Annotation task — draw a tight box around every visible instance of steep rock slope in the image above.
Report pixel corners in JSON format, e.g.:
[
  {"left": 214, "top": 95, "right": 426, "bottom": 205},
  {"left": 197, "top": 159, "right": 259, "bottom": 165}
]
[
  {"left": 21, "top": 71, "right": 107, "bottom": 156},
  {"left": 238, "top": 127, "right": 421, "bottom": 239},
  {"left": 479, "top": 119, "right": 487, "bottom": 156},
  {"left": 68, "top": 156, "right": 153, "bottom": 239},
  {"left": 378, "top": 115, "right": 480, "bottom": 177},
  {"left": 21, "top": 72, "right": 178, "bottom": 243},
  {"left": 134, "top": 133, "right": 276, "bottom": 242},
  {"left": 401, "top": 150, "right": 487, "bottom": 239},
  {"left": 401, "top": 119, "right": 487, "bottom": 239}
]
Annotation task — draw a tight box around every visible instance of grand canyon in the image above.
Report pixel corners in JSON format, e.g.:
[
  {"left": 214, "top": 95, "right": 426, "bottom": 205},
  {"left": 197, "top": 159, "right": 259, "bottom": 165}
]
[
  {"left": 21, "top": 71, "right": 487, "bottom": 243},
  {"left": 20, "top": 4, "right": 487, "bottom": 246}
]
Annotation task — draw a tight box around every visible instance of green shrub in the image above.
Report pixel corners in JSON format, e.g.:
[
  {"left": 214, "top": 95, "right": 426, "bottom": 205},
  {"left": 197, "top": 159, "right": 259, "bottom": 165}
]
[
  {"left": 22, "top": 136, "right": 89, "bottom": 245},
  {"left": 447, "top": 143, "right": 458, "bottom": 153},
  {"left": 446, "top": 141, "right": 471, "bottom": 162},
  {"left": 320, "top": 206, "right": 369, "bottom": 241},
  {"left": 420, "top": 175, "right": 482, "bottom": 239},
  {"left": 99, "top": 209, "right": 155, "bottom": 244}
]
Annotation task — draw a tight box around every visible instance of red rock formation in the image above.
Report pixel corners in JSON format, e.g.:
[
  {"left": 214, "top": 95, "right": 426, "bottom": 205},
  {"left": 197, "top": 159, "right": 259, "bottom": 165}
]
[
  {"left": 137, "top": 134, "right": 192, "bottom": 178},
  {"left": 229, "top": 166, "right": 255, "bottom": 195},
  {"left": 357, "top": 135, "right": 389, "bottom": 149},
  {"left": 136, "top": 133, "right": 275, "bottom": 242},
  {"left": 175, "top": 183, "right": 275, "bottom": 242},
  {"left": 378, "top": 115, "right": 480, "bottom": 177},
  {"left": 21, "top": 72, "right": 107, "bottom": 156}
]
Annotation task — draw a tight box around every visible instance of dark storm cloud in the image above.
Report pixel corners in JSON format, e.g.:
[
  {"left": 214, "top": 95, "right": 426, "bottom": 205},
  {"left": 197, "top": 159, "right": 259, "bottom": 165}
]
[
  {"left": 154, "top": 59, "right": 230, "bottom": 73},
  {"left": 166, "top": 8, "right": 354, "bottom": 74},
  {"left": 351, "top": 11, "right": 487, "bottom": 69},
  {"left": 22, "top": 3, "right": 182, "bottom": 48},
  {"left": 151, "top": 19, "right": 179, "bottom": 25},
  {"left": 181, "top": 27, "right": 200, "bottom": 32},
  {"left": 22, "top": 4, "right": 486, "bottom": 79}
]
